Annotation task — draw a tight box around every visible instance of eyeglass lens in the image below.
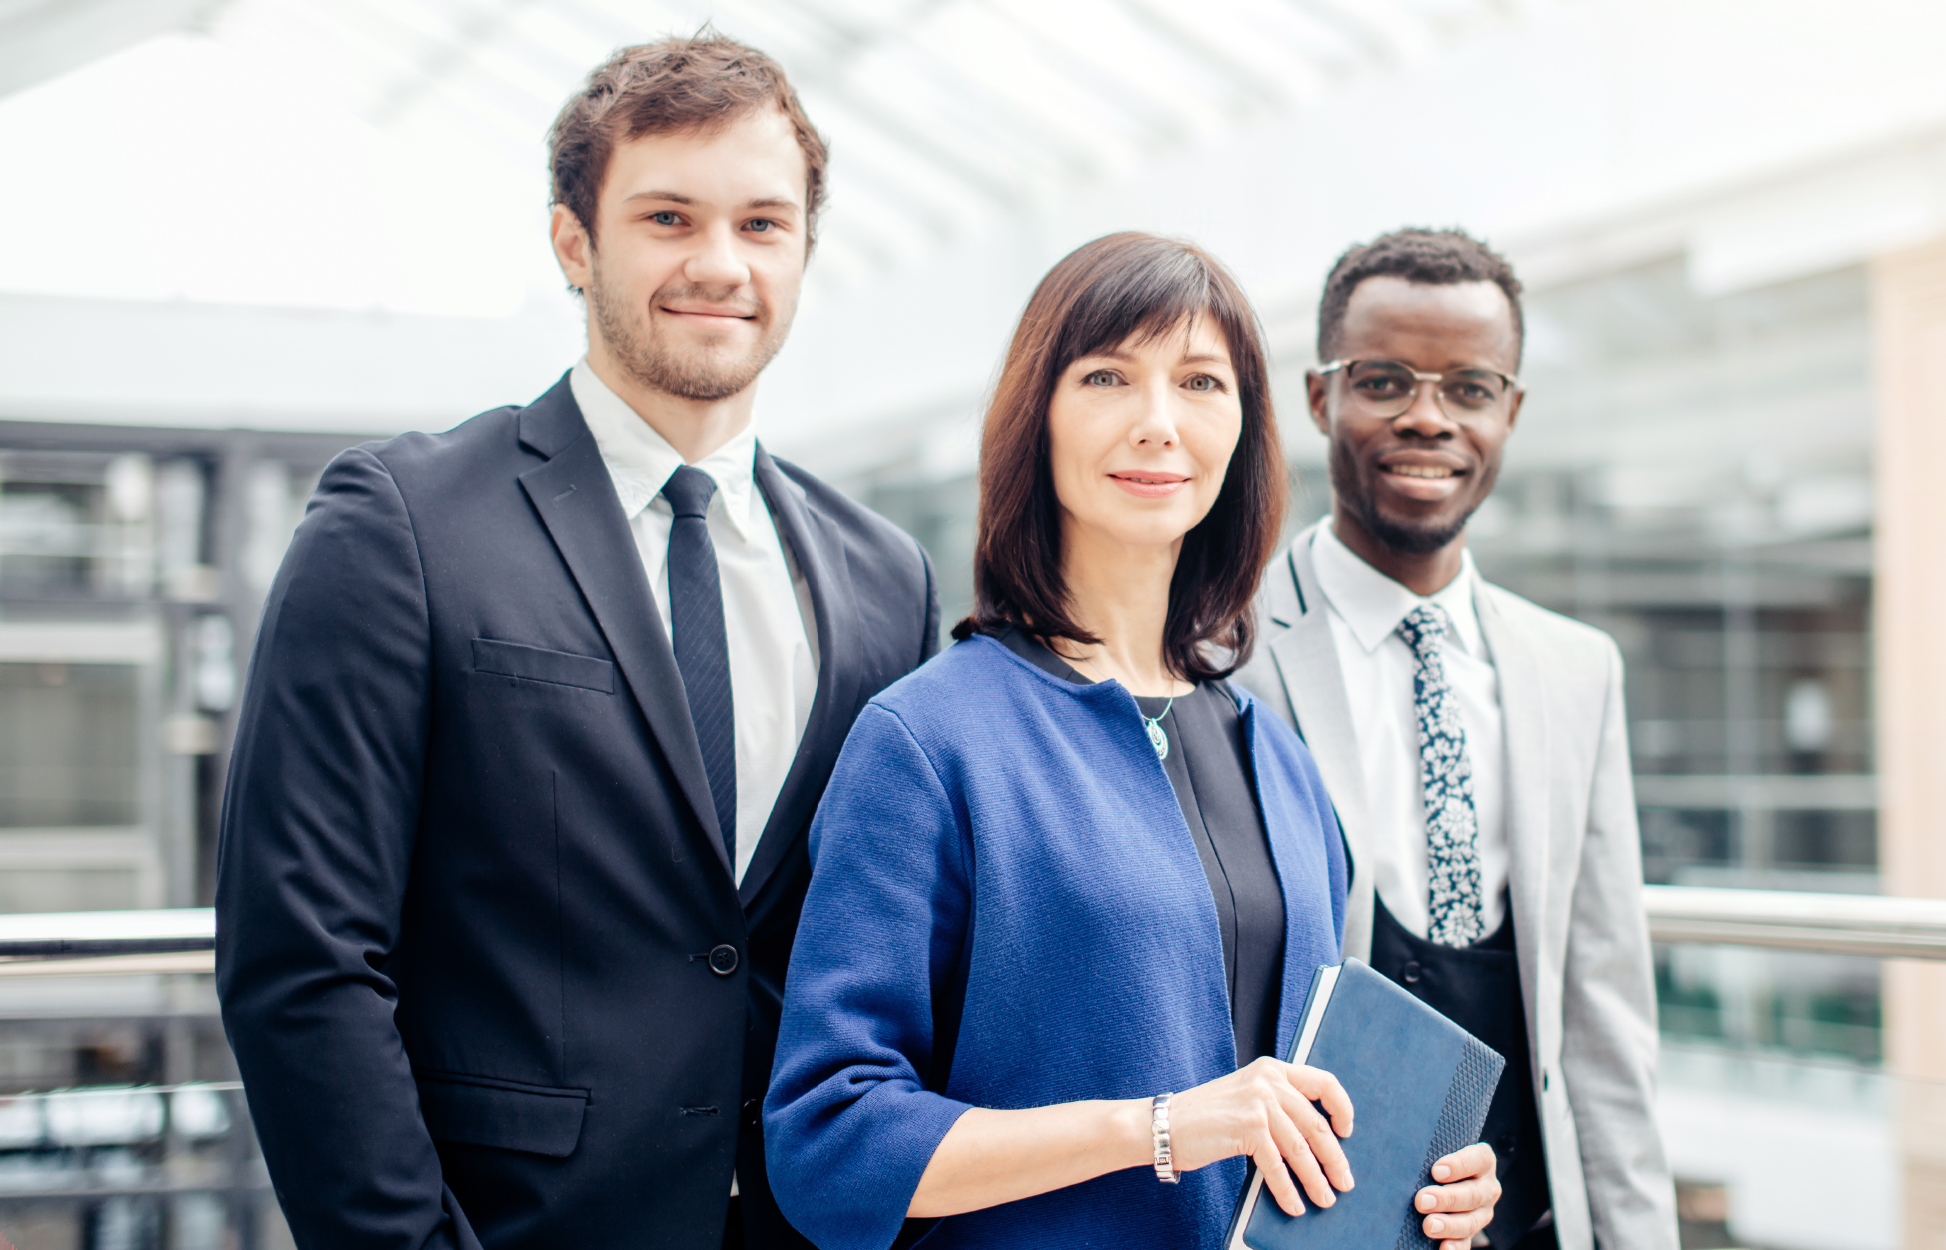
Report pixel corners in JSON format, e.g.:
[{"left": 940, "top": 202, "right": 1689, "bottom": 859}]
[{"left": 1345, "top": 360, "right": 1509, "bottom": 417}]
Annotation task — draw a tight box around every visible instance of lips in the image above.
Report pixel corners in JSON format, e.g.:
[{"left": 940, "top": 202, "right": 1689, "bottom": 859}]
[
  {"left": 1377, "top": 458, "right": 1468, "bottom": 502},
  {"left": 1109, "top": 471, "right": 1189, "bottom": 499},
  {"left": 662, "top": 306, "right": 756, "bottom": 321}
]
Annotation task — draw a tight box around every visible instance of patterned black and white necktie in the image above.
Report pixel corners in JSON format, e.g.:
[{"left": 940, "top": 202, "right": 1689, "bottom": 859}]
[
  {"left": 1397, "top": 604, "right": 1484, "bottom": 946},
  {"left": 662, "top": 465, "right": 736, "bottom": 866}
]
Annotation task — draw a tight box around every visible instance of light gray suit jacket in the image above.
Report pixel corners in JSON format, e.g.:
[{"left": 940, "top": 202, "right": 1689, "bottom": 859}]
[{"left": 1233, "top": 523, "right": 1677, "bottom": 1250}]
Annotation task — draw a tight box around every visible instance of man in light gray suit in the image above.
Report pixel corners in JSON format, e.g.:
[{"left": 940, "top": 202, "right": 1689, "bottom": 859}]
[{"left": 1235, "top": 229, "right": 1676, "bottom": 1250}]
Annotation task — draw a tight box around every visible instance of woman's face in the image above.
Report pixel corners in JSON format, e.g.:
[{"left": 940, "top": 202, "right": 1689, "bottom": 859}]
[{"left": 1046, "top": 315, "right": 1244, "bottom": 556}]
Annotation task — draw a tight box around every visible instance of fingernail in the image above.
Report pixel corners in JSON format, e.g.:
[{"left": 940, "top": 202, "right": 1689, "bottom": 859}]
[
  {"left": 1418, "top": 1190, "right": 1435, "bottom": 1211},
  {"left": 1432, "top": 1163, "right": 1451, "bottom": 1181},
  {"left": 1427, "top": 1217, "right": 1444, "bottom": 1235}
]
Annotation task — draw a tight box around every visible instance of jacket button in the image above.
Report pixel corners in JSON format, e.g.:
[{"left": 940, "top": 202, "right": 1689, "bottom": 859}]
[
  {"left": 1401, "top": 960, "right": 1423, "bottom": 984},
  {"left": 708, "top": 944, "right": 739, "bottom": 976}
]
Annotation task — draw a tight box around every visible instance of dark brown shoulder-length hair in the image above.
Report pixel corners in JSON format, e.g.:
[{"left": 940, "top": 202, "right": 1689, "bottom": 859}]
[{"left": 951, "top": 232, "right": 1287, "bottom": 682}]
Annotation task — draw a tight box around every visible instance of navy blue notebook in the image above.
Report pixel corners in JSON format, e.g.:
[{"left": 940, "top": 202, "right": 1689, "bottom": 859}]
[{"left": 1223, "top": 959, "right": 1505, "bottom": 1250}]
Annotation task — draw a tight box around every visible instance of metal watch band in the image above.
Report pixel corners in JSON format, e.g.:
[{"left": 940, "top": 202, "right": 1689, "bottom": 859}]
[{"left": 1151, "top": 1092, "right": 1178, "bottom": 1184}]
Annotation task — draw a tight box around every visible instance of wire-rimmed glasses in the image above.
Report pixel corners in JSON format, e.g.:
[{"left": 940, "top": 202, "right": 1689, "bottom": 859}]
[{"left": 1316, "top": 358, "right": 1521, "bottom": 421}]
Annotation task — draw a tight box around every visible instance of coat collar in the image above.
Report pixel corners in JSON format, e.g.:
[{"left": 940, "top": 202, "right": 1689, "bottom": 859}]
[
  {"left": 516, "top": 374, "right": 861, "bottom": 908},
  {"left": 515, "top": 374, "right": 732, "bottom": 877},
  {"left": 1264, "top": 522, "right": 1376, "bottom": 958},
  {"left": 1474, "top": 582, "right": 1551, "bottom": 1013},
  {"left": 736, "top": 448, "right": 861, "bottom": 908}
]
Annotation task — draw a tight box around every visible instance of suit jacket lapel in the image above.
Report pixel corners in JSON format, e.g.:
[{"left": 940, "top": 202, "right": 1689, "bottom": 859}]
[
  {"left": 1268, "top": 525, "right": 1377, "bottom": 958},
  {"left": 737, "top": 448, "right": 862, "bottom": 909},
  {"left": 514, "top": 377, "right": 730, "bottom": 876},
  {"left": 1476, "top": 582, "right": 1551, "bottom": 1032}
]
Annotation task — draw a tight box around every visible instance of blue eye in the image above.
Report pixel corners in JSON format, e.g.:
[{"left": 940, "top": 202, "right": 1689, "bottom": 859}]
[
  {"left": 747, "top": 218, "right": 774, "bottom": 233},
  {"left": 1085, "top": 370, "right": 1118, "bottom": 386},
  {"left": 1185, "top": 375, "right": 1216, "bottom": 391},
  {"left": 649, "top": 211, "right": 681, "bottom": 226}
]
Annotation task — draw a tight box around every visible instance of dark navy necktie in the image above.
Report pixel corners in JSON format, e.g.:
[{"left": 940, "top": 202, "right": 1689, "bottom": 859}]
[{"left": 662, "top": 465, "right": 736, "bottom": 866}]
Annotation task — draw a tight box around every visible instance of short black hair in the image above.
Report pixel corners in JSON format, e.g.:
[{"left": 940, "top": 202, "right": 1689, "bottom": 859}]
[{"left": 1316, "top": 228, "right": 1524, "bottom": 366}]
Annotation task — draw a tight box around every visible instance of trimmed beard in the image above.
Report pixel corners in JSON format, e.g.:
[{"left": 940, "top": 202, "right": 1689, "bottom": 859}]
[
  {"left": 1327, "top": 434, "right": 1492, "bottom": 556},
  {"left": 588, "top": 260, "right": 788, "bottom": 403}
]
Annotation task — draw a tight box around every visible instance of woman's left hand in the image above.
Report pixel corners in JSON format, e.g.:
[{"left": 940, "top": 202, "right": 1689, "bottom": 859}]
[{"left": 1415, "top": 1142, "right": 1501, "bottom": 1250}]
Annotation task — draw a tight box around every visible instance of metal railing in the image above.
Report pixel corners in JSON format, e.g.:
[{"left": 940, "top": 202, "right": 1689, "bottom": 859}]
[
  {"left": 1642, "top": 884, "right": 1946, "bottom": 959},
  {"left": 3, "top": 889, "right": 1945, "bottom": 975},
  {"left": 0, "top": 908, "right": 214, "bottom": 977}
]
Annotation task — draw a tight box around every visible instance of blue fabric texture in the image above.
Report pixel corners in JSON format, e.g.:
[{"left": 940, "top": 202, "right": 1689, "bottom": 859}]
[{"left": 765, "top": 635, "right": 1349, "bottom": 1250}]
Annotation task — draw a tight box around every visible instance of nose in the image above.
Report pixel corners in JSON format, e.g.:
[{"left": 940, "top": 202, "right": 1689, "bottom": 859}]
[
  {"left": 683, "top": 220, "right": 751, "bottom": 292},
  {"left": 1129, "top": 375, "right": 1181, "bottom": 448},
  {"left": 1391, "top": 377, "right": 1457, "bottom": 438}
]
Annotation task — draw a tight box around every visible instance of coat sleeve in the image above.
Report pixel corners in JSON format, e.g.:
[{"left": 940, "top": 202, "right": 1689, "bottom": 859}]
[
  {"left": 214, "top": 447, "right": 477, "bottom": 1250},
  {"left": 918, "top": 546, "right": 942, "bottom": 663},
  {"left": 1559, "top": 639, "right": 1678, "bottom": 1250},
  {"left": 763, "top": 703, "right": 975, "bottom": 1250}
]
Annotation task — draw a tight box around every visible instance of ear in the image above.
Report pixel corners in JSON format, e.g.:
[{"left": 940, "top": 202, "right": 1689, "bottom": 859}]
[
  {"left": 550, "top": 204, "right": 593, "bottom": 291},
  {"left": 1306, "top": 370, "right": 1330, "bottom": 437},
  {"left": 1504, "top": 386, "right": 1524, "bottom": 434}
]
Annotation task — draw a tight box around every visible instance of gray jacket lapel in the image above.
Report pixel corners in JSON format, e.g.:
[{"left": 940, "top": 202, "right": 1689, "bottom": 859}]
[
  {"left": 1475, "top": 582, "right": 1553, "bottom": 1041},
  {"left": 1264, "top": 524, "right": 1378, "bottom": 959}
]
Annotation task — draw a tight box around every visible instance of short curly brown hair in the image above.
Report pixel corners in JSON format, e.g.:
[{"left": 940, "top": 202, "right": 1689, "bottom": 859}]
[{"left": 547, "top": 31, "right": 828, "bottom": 249}]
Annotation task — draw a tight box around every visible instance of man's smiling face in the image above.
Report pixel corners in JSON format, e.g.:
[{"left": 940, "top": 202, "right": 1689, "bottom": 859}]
[
  {"left": 563, "top": 107, "right": 809, "bottom": 403},
  {"left": 1311, "top": 275, "right": 1523, "bottom": 557}
]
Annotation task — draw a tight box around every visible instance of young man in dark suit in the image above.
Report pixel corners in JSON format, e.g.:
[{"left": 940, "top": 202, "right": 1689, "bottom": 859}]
[{"left": 215, "top": 35, "right": 938, "bottom": 1250}]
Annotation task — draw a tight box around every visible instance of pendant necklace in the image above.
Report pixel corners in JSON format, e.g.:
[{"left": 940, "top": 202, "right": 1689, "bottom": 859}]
[
  {"left": 1142, "top": 698, "right": 1177, "bottom": 761},
  {"left": 1068, "top": 651, "right": 1177, "bottom": 761}
]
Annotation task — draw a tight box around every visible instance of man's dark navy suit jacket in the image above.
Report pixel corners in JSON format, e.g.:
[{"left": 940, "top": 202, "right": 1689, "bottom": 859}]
[{"left": 215, "top": 375, "right": 939, "bottom": 1249}]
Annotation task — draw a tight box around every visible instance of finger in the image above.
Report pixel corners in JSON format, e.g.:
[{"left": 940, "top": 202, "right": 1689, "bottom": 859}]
[
  {"left": 1430, "top": 1141, "right": 1497, "bottom": 1185},
  {"left": 1265, "top": 1104, "right": 1337, "bottom": 1209},
  {"left": 1422, "top": 1206, "right": 1487, "bottom": 1246},
  {"left": 1271, "top": 1081, "right": 1354, "bottom": 1193},
  {"left": 1415, "top": 1177, "right": 1501, "bottom": 1215},
  {"left": 1253, "top": 1138, "right": 1308, "bottom": 1219},
  {"left": 1287, "top": 1065, "right": 1355, "bottom": 1138},
  {"left": 1421, "top": 1188, "right": 1496, "bottom": 1242}
]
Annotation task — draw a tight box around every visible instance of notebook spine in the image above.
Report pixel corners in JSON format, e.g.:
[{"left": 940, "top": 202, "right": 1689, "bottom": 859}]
[{"left": 1389, "top": 1036, "right": 1506, "bottom": 1250}]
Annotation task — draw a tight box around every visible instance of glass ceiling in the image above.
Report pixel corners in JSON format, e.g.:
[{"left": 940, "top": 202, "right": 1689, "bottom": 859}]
[{"left": 2, "top": 0, "right": 1553, "bottom": 296}]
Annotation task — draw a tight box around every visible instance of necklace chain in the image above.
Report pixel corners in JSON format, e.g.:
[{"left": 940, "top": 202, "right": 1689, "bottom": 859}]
[{"left": 1065, "top": 650, "right": 1179, "bottom": 761}]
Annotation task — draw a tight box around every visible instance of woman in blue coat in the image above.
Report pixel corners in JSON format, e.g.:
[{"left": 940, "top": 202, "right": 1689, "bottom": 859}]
[{"left": 765, "top": 233, "right": 1501, "bottom": 1250}]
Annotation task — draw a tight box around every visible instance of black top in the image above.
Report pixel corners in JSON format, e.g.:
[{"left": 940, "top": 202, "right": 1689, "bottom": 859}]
[{"left": 995, "top": 627, "right": 1287, "bottom": 1062}]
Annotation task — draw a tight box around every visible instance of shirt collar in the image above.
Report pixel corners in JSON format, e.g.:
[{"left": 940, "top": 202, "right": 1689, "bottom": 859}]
[
  {"left": 569, "top": 358, "right": 763, "bottom": 541},
  {"left": 1310, "top": 520, "right": 1487, "bottom": 661}
]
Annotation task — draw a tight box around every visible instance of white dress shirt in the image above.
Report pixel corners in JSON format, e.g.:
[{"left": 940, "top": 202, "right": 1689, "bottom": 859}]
[
  {"left": 571, "top": 361, "right": 818, "bottom": 885},
  {"left": 1310, "top": 522, "right": 1509, "bottom": 940}
]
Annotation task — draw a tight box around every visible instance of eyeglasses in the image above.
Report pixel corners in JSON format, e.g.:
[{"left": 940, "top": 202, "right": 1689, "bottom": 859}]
[{"left": 1316, "top": 359, "right": 1521, "bottom": 421}]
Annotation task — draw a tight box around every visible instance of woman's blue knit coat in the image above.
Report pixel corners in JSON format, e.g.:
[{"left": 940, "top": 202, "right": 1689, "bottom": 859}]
[{"left": 765, "top": 635, "right": 1348, "bottom": 1250}]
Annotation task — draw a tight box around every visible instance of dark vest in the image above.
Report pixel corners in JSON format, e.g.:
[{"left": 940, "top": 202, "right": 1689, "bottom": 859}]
[{"left": 1370, "top": 895, "right": 1550, "bottom": 1250}]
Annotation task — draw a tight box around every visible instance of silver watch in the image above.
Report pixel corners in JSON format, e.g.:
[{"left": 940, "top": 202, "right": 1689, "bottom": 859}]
[{"left": 1151, "top": 1093, "right": 1179, "bottom": 1184}]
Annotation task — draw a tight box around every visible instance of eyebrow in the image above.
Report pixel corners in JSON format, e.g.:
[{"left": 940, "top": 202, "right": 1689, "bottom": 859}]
[
  {"left": 620, "top": 190, "right": 801, "bottom": 214},
  {"left": 1079, "top": 348, "right": 1232, "bottom": 366}
]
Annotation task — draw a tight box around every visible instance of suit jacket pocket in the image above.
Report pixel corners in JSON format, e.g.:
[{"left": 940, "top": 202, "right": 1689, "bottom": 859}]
[
  {"left": 416, "top": 1071, "right": 590, "bottom": 1158},
  {"left": 472, "top": 638, "right": 614, "bottom": 694}
]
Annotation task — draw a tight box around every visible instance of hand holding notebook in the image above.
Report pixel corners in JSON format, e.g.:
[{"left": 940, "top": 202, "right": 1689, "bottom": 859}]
[{"left": 1224, "top": 959, "right": 1507, "bottom": 1250}]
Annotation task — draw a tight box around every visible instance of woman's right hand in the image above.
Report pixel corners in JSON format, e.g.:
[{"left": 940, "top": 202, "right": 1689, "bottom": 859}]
[{"left": 1165, "top": 1057, "right": 1355, "bottom": 1216}]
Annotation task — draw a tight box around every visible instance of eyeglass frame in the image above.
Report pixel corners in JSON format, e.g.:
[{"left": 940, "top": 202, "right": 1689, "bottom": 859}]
[{"left": 1314, "top": 358, "right": 1523, "bottom": 421}]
